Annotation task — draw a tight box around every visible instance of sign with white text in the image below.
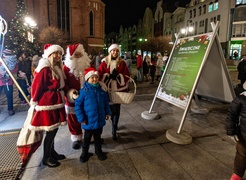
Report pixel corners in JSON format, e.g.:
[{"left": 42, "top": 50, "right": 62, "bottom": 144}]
[{"left": 156, "top": 33, "right": 213, "bottom": 109}]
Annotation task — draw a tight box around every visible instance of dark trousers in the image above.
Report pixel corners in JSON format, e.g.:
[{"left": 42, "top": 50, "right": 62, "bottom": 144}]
[
  {"left": 43, "top": 128, "right": 58, "bottom": 160},
  {"left": 110, "top": 104, "right": 121, "bottom": 133},
  {"left": 234, "top": 136, "right": 246, "bottom": 177},
  {"left": 17, "top": 79, "right": 29, "bottom": 101},
  {"left": 82, "top": 128, "right": 103, "bottom": 153},
  {"left": 0, "top": 85, "right": 13, "bottom": 110}
]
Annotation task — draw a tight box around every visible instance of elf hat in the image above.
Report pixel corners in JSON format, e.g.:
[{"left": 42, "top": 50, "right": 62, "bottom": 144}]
[
  {"left": 66, "top": 44, "right": 84, "bottom": 60},
  {"left": 84, "top": 67, "right": 98, "bottom": 81},
  {"left": 108, "top": 44, "right": 119, "bottom": 53},
  {"left": 43, "top": 44, "right": 64, "bottom": 58}
]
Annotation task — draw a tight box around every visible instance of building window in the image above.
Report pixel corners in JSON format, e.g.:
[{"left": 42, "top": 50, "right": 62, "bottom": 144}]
[
  {"left": 89, "top": 11, "right": 94, "bottom": 36},
  {"left": 198, "top": 6, "right": 202, "bottom": 16},
  {"left": 189, "top": 10, "right": 192, "bottom": 19},
  {"left": 214, "top": 0, "right": 219, "bottom": 10},
  {"left": 236, "top": 0, "right": 246, "bottom": 4},
  {"left": 203, "top": 5, "right": 206, "bottom": 14},
  {"left": 57, "top": 0, "right": 70, "bottom": 34},
  {"left": 208, "top": 2, "right": 213, "bottom": 12},
  {"left": 193, "top": 9, "right": 196, "bottom": 17},
  {"left": 199, "top": 20, "right": 204, "bottom": 27}
]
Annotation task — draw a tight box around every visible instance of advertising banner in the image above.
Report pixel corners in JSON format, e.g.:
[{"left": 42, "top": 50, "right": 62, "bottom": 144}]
[{"left": 157, "top": 33, "right": 213, "bottom": 109}]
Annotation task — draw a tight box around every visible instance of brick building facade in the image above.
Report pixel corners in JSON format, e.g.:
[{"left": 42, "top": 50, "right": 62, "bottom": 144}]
[{"left": 0, "top": 0, "right": 105, "bottom": 54}]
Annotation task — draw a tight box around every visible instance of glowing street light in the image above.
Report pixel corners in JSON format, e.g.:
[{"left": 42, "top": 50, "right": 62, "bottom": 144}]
[
  {"left": 24, "top": 16, "right": 37, "bottom": 28},
  {"left": 181, "top": 20, "right": 194, "bottom": 36}
]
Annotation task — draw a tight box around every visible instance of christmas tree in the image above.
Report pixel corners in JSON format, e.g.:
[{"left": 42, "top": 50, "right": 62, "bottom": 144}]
[{"left": 5, "top": 0, "right": 41, "bottom": 57}]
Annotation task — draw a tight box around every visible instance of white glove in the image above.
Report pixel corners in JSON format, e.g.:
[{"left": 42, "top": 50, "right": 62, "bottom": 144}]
[
  {"left": 67, "top": 89, "right": 78, "bottom": 103},
  {"left": 72, "top": 90, "right": 79, "bottom": 100}
]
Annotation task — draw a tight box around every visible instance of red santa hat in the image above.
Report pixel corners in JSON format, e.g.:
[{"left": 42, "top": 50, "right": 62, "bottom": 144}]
[
  {"left": 66, "top": 44, "right": 84, "bottom": 60},
  {"left": 108, "top": 44, "right": 120, "bottom": 53},
  {"left": 43, "top": 44, "right": 64, "bottom": 58},
  {"left": 84, "top": 67, "right": 98, "bottom": 81}
]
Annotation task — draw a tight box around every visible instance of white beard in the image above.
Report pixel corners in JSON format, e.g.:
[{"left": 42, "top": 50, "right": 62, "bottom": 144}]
[{"left": 64, "top": 55, "right": 91, "bottom": 79}]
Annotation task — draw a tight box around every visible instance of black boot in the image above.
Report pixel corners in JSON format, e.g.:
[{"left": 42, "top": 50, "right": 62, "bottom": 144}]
[
  {"left": 95, "top": 149, "right": 107, "bottom": 161},
  {"left": 80, "top": 148, "right": 92, "bottom": 163},
  {"left": 72, "top": 140, "right": 82, "bottom": 150},
  {"left": 112, "top": 130, "right": 118, "bottom": 141},
  {"left": 51, "top": 143, "right": 66, "bottom": 160},
  {"left": 43, "top": 129, "right": 60, "bottom": 167},
  {"left": 42, "top": 157, "right": 61, "bottom": 167}
]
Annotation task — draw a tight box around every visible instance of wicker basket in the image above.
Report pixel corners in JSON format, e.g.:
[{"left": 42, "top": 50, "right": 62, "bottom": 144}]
[{"left": 108, "top": 76, "right": 136, "bottom": 104}]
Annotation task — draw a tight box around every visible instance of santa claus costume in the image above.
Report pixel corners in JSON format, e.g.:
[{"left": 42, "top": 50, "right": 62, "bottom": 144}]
[
  {"left": 63, "top": 44, "right": 91, "bottom": 149},
  {"left": 98, "top": 44, "right": 130, "bottom": 141},
  {"left": 30, "top": 44, "right": 67, "bottom": 167}
]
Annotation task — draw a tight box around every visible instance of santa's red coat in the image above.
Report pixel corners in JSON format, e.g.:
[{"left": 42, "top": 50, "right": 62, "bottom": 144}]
[
  {"left": 63, "top": 65, "right": 81, "bottom": 108},
  {"left": 29, "top": 59, "right": 66, "bottom": 131},
  {"left": 63, "top": 65, "right": 83, "bottom": 137}
]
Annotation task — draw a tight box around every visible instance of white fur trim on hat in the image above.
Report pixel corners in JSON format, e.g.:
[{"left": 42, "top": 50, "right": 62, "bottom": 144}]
[
  {"left": 108, "top": 44, "right": 119, "bottom": 53},
  {"left": 43, "top": 44, "right": 64, "bottom": 59},
  {"left": 85, "top": 71, "right": 98, "bottom": 81}
]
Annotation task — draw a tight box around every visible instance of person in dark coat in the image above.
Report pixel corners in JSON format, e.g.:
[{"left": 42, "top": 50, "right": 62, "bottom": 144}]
[
  {"left": 149, "top": 57, "right": 156, "bottom": 84},
  {"left": 143, "top": 55, "right": 150, "bottom": 81},
  {"left": 226, "top": 82, "right": 246, "bottom": 180},
  {"left": 237, "top": 54, "right": 246, "bottom": 85}
]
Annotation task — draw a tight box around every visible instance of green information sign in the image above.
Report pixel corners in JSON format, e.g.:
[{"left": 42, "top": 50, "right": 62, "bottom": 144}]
[{"left": 157, "top": 33, "right": 213, "bottom": 109}]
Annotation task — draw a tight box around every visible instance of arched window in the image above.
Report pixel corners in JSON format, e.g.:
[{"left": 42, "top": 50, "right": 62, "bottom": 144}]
[
  {"left": 89, "top": 11, "right": 94, "bottom": 36},
  {"left": 189, "top": 10, "right": 192, "bottom": 18},
  {"left": 203, "top": 5, "right": 206, "bottom": 14},
  {"left": 193, "top": 9, "right": 196, "bottom": 17},
  {"left": 57, "top": 0, "right": 70, "bottom": 34},
  {"left": 198, "top": 6, "right": 202, "bottom": 16}
]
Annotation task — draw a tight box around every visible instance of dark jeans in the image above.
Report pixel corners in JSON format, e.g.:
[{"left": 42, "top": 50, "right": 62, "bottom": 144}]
[
  {"left": 17, "top": 79, "right": 30, "bottom": 101},
  {"left": 110, "top": 104, "right": 121, "bottom": 133},
  {"left": 0, "top": 85, "right": 13, "bottom": 110},
  {"left": 82, "top": 128, "right": 103, "bottom": 152},
  {"left": 234, "top": 136, "right": 246, "bottom": 177}
]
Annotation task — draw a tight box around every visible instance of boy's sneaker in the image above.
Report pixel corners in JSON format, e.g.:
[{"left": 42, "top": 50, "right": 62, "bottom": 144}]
[{"left": 96, "top": 151, "right": 107, "bottom": 161}]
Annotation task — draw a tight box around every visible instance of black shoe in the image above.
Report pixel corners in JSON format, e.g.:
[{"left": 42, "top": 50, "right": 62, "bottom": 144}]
[
  {"left": 79, "top": 152, "right": 93, "bottom": 163},
  {"left": 112, "top": 134, "right": 118, "bottom": 141},
  {"left": 72, "top": 140, "right": 82, "bottom": 150},
  {"left": 9, "top": 110, "right": 15, "bottom": 116},
  {"left": 42, "top": 157, "right": 61, "bottom": 167},
  {"left": 96, "top": 151, "right": 107, "bottom": 161},
  {"left": 52, "top": 153, "right": 66, "bottom": 160}
]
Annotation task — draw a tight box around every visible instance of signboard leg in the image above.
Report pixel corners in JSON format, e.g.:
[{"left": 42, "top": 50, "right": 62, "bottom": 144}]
[
  {"left": 190, "top": 95, "right": 209, "bottom": 114},
  {"left": 141, "top": 95, "right": 160, "bottom": 120}
]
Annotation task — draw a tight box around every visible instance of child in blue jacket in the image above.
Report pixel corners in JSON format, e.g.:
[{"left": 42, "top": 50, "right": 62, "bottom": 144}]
[{"left": 75, "top": 67, "right": 111, "bottom": 163}]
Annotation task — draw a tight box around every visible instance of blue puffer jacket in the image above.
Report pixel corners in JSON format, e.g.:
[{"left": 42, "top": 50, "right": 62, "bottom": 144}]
[{"left": 75, "top": 82, "right": 111, "bottom": 130}]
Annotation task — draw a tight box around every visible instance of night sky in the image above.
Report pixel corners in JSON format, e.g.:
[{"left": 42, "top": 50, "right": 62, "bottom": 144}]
[{"left": 101, "top": 0, "right": 191, "bottom": 34}]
